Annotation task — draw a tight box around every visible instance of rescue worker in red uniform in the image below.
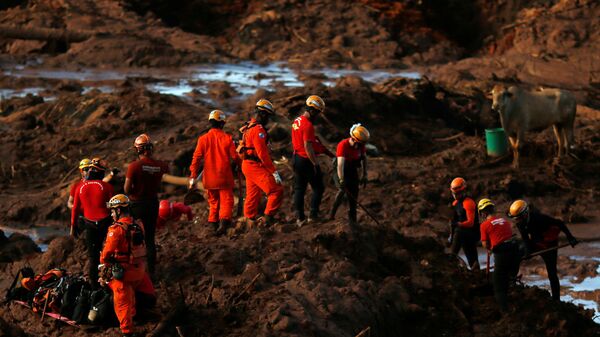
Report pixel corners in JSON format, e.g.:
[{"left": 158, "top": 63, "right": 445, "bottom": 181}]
[
  {"left": 238, "top": 99, "right": 283, "bottom": 226},
  {"left": 157, "top": 200, "right": 194, "bottom": 230},
  {"left": 67, "top": 158, "right": 91, "bottom": 209},
  {"left": 291, "top": 95, "right": 334, "bottom": 226},
  {"left": 101, "top": 194, "right": 156, "bottom": 337},
  {"left": 68, "top": 159, "right": 119, "bottom": 209},
  {"left": 329, "top": 124, "right": 369, "bottom": 227},
  {"left": 188, "top": 110, "right": 239, "bottom": 234},
  {"left": 71, "top": 158, "right": 114, "bottom": 287},
  {"left": 510, "top": 200, "right": 578, "bottom": 300},
  {"left": 449, "top": 177, "right": 480, "bottom": 270},
  {"left": 125, "top": 134, "right": 169, "bottom": 276},
  {"left": 478, "top": 198, "right": 521, "bottom": 311}
]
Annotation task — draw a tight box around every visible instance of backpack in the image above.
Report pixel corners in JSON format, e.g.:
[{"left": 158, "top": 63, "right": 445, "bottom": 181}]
[
  {"left": 115, "top": 220, "right": 146, "bottom": 264},
  {"left": 58, "top": 275, "right": 90, "bottom": 319},
  {"left": 30, "top": 268, "right": 67, "bottom": 314},
  {"left": 87, "top": 288, "right": 114, "bottom": 325},
  {"left": 71, "top": 286, "right": 91, "bottom": 324}
]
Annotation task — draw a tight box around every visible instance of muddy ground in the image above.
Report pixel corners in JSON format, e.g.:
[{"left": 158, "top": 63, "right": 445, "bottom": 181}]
[{"left": 1, "top": 0, "right": 600, "bottom": 336}]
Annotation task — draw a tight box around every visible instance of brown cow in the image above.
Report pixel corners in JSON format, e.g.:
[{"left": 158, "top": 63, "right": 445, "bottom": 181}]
[{"left": 491, "top": 85, "right": 576, "bottom": 168}]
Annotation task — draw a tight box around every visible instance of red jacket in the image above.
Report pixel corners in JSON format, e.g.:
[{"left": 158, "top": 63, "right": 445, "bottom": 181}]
[
  {"left": 71, "top": 180, "right": 114, "bottom": 227},
  {"left": 189, "top": 128, "right": 239, "bottom": 189},
  {"left": 242, "top": 119, "right": 276, "bottom": 173}
]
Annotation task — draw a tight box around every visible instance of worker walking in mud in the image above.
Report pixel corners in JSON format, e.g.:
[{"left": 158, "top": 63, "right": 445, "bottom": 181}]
[
  {"left": 478, "top": 198, "right": 521, "bottom": 311},
  {"left": 509, "top": 200, "right": 578, "bottom": 300},
  {"left": 157, "top": 199, "right": 194, "bottom": 230},
  {"left": 329, "top": 124, "right": 370, "bottom": 227},
  {"left": 237, "top": 99, "right": 283, "bottom": 226},
  {"left": 71, "top": 158, "right": 114, "bottom": 287},
  {"left": 292, "top": 95, "right": 335, "bottom": 226},
  {"left": 101, "top": 194, "right": 156, "bottom": 337},
  {"left": 189, "top": 110, "right": 239, "bottom": 234},
  {"left": 449, "top": 177, "right": 480, "bottom": 270},
  {"left": 125, "top": 134, "right": 169, "bottom": 276}
]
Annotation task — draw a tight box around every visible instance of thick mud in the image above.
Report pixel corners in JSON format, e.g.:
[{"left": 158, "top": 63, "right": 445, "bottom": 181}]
[{"left": 1, "top": 1, "right": 600, "bottom": 336}]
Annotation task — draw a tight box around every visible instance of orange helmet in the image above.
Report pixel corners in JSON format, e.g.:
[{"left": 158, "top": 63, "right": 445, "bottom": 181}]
[
  {"left": 508, "top": 200, "right": 529, "bottom": 219},
  {"left": 89, "top": 157, "right": 107, "bottom": 171},
  {"left": 256, "top": 99, "right": 274, "bottom": 114},
  {"left": 306, "top": 95, "right": 325, "bottom": 113},
  {"left": 107, "top": 194, "right": 130, "bottom": 209},
  {"left": 350, "top": 124, "right": 370, "bottom": 143},
  {"left": 158, "top": 200, "right": 172, "bottom": 219},
  {"left": 209, "top": 110, "right": 226, "bottom": 122},
  {"left": 450, "top": 177, "right": 467, "bottom": 192}
]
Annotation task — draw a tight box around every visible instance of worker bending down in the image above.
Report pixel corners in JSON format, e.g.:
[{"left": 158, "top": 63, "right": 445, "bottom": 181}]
[
  {"left": 157, "top": 200, "right": 194, "bottom": 230},
  {"left": 329, "top": 124, "right": 369, "bottom": 227},
  {"left": 449, "top": 177, "right": 480, "bottom": 270}
]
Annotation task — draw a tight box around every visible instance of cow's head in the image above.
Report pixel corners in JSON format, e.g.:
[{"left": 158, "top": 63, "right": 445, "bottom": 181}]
[{"left": 490, "top": 85, "right": 513, "bottom": 112}]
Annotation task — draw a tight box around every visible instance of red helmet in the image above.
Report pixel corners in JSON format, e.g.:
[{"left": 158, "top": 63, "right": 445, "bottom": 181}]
[
  {"left": 450, "top": 177, "right": 467, "bottom": 192},
  {"left": 158, "top": 200, "right": 172, "bottom": 219}
]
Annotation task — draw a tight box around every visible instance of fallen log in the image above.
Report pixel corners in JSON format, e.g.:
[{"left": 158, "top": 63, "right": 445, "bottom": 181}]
[{"left": 0, "top": 24, "right": 96, "bottom": 43}]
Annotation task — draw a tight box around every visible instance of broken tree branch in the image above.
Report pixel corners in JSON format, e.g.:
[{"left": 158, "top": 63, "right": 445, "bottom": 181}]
[{"left": 0, "top": 24, "right": 97, "bottom": 43}]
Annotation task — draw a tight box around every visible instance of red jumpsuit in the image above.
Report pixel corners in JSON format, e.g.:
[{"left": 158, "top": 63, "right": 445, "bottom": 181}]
[
  {"left": 189, "top": 128, "right": 239, "bottom": 222},
  {"left": 240, "top": 119, "right": 283, "bottom": 219},
  {"left": 157, "top": 200, "right": 194, "bottom": 229},
  {"left": 100, "top": 217, "right": 155, "bottom": 334}
]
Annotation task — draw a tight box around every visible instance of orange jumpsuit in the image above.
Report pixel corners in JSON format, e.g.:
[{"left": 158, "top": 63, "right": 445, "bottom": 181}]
[
  {"left": 100, "top": 217, "right": 155, "bottom": 334},
  {"left": 240, "top": 119, "right": 283, "bottom": 219},
  {"left": 189, "top": 128, "right": 239, "bottom": 222}
]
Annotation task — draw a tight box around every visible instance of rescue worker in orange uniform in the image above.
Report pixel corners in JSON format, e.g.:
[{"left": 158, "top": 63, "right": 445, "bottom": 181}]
[
  {"left": 449, "top": 177, "right": 480, "bottom": 270},
  {"left": 478, "top": 198, "right": 520, "bottom": 311},
  {"left": 157, "top": 199, "right": 194, "bottom": 230},
  {"left": 238, "top": 99, "right": 283, "bottom": 226},
  {"left": 125, "top": 134, "right": 169, "bottom": 275},
  {"left": 71, "top": 158, "right": 114, "bottom": 287},
  {"left": 67, "top": 158, "right": 91, "bottom": 209},
  {"left": 509, "top": 200, "right": 578, "bottom": 300},
  {"left": 291, "top": 95, "right": 335, "bottom": 226},
  {"left": 330, "top": 124, "right": 370, "bottom": 227},
  {"left": 101, "top": 194, "right": 156, "bottom": 337},
  {"left": 189, "top": 110, "right": 239, "bottom": 234}
]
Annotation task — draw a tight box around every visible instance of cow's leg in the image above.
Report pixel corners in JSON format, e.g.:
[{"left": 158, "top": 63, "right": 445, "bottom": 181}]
[
  {"left": 552, "top": 124, "right": 563, "bottom": 159},
  {"left": 509, "top": 134, "right": 520, "bottom": 169}
]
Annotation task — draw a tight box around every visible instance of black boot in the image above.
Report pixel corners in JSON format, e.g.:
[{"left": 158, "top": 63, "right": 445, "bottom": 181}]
[
  {"left": 216, "top": 219, "right": 231, "bottom": 235},
  {"left": 208, "top": 222, "right": 218, "bottom": 232}
]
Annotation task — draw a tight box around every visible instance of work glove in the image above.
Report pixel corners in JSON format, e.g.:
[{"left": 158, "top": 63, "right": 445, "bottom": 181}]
[
  {"left": 567, "top": 235, "right": 579, "bottom": 248},
  {"left": 188, "top": 178, "right": 196, "bottom": 190},
  {"left": 360, "top": 175, "right": 368, "bottom": 188},
  {"left": 273, "top": 171, "right": 283, "bottom": 185}
]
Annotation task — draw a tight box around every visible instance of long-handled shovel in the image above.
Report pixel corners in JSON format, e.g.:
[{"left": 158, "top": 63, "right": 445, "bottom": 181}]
[
  {"left": 343, "top": 187, "right": 382, "bottom": 227},
  {"left": 523, "top": 242, "right": 571, "bottom": 260}
]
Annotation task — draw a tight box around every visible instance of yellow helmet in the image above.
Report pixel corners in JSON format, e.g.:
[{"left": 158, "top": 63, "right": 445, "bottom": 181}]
[
  {"left": 256, "top": 99, "right": 274, "bottom": 114},
  {"left": 350, "top": 124, "right": 370, "bottom": 143},
  {"left": 508, "top": 200, "right": 529, "bottom": 218},
  {"left": 89, "top": 157, "right": 107, "bottom": 171},
  {"left": 306, "top": 95, "right": 325, "bottom": 113},
  {"left": 477, "top": 198, "right": 495, "bottom": 212},
  {"left": 79, "top": 158, "right": 91, "bottom": 170},
  {"left": 208, "top": 109, "right": 226, "bottom": 122},
  {"left": 107, "top": 194, "right": 130, "bottom": 209}
]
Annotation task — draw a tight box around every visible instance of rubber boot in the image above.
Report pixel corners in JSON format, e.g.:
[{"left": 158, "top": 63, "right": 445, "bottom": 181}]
[
  {"left": 329, "top": 190, "right": 345, "bottom": 220},
  {"left": 216, "top": 219, "right": 231, "bottom": 235}
]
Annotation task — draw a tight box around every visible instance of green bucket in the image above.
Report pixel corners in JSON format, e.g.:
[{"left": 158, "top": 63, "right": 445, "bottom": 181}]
[{"left": 485, "top": 128, "right": 508, "bottom": 157}]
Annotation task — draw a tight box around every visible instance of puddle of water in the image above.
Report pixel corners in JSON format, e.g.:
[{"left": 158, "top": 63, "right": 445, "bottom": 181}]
[
  {"left": 0, "top": 225, "right": 68, "bottom": 252},
  {"left": 1, "top": 61, "right": 422, "bottom": 99},
  {"left": 0, "top": 87, "right": 45, "bottom": 99}
]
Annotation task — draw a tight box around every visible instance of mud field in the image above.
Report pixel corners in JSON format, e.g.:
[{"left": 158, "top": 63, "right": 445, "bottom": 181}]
[{"left": 1, "top": 1, "right": 600, "bottom": 336}]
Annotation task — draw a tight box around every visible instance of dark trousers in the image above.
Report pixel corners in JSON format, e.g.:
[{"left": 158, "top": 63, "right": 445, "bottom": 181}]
[
  {"left": 540, "top": 247, "right": 560, "bottom": 300},
  {"left": 331, "top": 168, "right": 359, "bottom": 222},
  {"left": 131, "top": 199, "right": 159, "bottom": 275},
  {"left": 492, "top": 241, "right": 521, "bottom": 311},
  {"left": 83, "top": 216, "right": 111, "bottom": 287},
  {"left": 293, "top": 154, "right": 325, "bottom": 220},
  {"left": 451, "top": 227, "right": 480, "bottom": 269}
]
